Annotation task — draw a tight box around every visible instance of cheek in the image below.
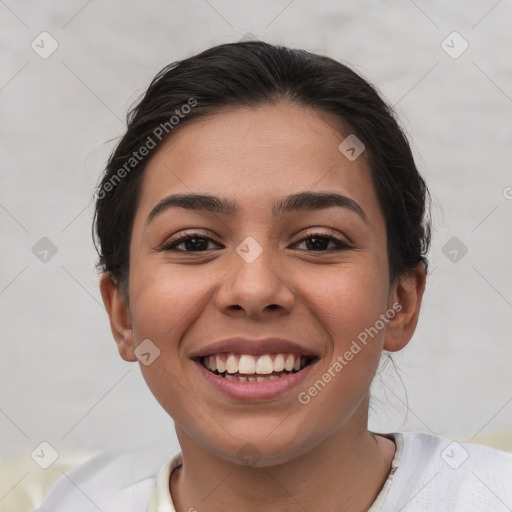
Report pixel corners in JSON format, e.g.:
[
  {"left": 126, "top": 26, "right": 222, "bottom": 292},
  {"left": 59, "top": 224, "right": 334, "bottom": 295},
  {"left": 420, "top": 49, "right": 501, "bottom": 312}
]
[
  {"left": 130, "top": 264, "right": 211, "bottom": 344},
  {"left": 128, "top": 266, "right": 211, "bottom": 406},
  {"left": 305, "top": 258, "right": 389, "bottom": 350},
  {"left": 296, "top": 259, "right": 389, "bottom": 413}
]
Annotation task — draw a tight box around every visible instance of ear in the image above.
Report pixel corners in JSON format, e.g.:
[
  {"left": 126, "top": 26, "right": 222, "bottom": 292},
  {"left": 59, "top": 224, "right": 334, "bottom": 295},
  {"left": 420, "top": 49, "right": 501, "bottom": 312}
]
[
  {"left": 99, "top": 273, "right": 137, "bottom": 362},
  {"left": 384, "top": 261, "right": 427, "bottom": 352}
]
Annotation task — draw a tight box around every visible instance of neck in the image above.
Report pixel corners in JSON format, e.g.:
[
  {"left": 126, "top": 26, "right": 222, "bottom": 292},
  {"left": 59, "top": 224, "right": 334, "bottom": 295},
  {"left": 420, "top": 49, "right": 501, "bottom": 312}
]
[{"left": 170, "top": 422, "right": 396, "bottom": 512}]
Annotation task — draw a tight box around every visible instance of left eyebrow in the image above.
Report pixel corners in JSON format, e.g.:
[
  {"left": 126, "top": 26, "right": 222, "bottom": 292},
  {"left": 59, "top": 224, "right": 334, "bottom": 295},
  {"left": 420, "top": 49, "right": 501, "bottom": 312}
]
[
  {"left": 144, "top": 191, "right": 368, "bottom": 227},
  {"left": 273, "top": 191, "right": 368, "bottom": 224}
]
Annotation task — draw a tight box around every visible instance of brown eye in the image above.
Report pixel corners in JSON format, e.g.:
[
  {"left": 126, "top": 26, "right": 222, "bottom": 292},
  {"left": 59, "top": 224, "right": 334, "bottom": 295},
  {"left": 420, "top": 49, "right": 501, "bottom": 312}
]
[
  {"left": 294, "top": 231, "right": 352, "bottom": 252},
  {"left": 160, "top": 232, "right": 221, "bottom": 252}
]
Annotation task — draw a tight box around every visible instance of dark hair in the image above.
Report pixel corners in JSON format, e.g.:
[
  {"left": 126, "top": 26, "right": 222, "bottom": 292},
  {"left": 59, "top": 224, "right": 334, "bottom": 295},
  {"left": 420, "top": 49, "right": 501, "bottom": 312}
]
[{"left": 93, "top": 41, "right": 431, "bottom": 299}]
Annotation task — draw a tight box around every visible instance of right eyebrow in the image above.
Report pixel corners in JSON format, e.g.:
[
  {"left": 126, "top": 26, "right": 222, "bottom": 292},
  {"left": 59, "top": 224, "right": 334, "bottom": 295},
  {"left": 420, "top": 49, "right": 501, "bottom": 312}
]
[{"left": 145, "top": 193, "right": 237, "bottom": 227}]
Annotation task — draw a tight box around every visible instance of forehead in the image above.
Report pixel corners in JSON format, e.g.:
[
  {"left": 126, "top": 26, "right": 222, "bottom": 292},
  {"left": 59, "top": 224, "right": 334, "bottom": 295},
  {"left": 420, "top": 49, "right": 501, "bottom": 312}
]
[{"left": 134, "top": 102, "right": 382, "bottom": 226}]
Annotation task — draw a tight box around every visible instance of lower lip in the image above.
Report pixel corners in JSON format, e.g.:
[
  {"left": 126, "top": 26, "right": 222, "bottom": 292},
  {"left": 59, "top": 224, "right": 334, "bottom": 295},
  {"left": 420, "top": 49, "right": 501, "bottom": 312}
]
[{"left": 194, "top": 360, "right": 317, "bottom": 401}]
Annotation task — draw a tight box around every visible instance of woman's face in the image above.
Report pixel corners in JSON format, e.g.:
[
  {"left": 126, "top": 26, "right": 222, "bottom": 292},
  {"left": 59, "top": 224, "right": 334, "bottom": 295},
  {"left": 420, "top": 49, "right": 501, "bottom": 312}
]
[{"left": 104, "top": 102, "right": 417, "bottom": 465}]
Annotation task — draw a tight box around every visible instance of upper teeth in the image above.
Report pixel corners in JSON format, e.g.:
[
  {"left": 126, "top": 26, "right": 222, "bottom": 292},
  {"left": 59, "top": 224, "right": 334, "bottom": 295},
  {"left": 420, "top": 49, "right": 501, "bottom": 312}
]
[{"left": 203, "top": 353, "right": 306, "bottom": 374}]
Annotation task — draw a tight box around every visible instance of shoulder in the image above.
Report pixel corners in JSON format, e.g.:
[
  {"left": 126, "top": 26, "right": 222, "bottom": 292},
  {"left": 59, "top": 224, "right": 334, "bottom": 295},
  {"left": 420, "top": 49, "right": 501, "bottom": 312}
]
[
  {"left": 382, "top": 431, "right": 512, "bottom": 512},
  {"left": 34, "top": 443, "right": 178, "bottom": 512},
  {"left": 399, "top": 430, "right": 512, "bottom": 473}
]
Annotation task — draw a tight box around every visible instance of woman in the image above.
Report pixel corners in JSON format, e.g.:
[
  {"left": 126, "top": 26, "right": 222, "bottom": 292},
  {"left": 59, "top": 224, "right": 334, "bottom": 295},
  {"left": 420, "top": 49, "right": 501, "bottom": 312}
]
[{"left": 37, "top": 41, "right": 512, "bottom": 512}]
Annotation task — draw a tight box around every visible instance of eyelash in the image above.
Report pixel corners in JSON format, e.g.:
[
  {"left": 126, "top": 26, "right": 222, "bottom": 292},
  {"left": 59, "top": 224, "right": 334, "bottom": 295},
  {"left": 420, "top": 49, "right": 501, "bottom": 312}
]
[{"left": 159, "top": 229, "right": 352, "bottom": 253}]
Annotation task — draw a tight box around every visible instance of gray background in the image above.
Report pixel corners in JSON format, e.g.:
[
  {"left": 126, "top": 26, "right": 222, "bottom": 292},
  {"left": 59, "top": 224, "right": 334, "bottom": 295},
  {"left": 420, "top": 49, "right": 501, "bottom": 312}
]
[{"left": 1, "top": 0, "right": 511, "bottom": 482}]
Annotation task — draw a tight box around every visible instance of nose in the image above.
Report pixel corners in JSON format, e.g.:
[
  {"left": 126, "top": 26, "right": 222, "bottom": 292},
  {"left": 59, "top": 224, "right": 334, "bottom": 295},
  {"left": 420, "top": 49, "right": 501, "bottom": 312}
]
[{"left": 215, "top": 241, "right": 295, "bottom": 320}]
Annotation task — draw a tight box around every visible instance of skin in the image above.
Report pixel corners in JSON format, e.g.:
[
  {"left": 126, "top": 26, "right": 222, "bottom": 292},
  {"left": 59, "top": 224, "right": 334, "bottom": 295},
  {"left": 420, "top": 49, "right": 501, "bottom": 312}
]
[{"left": 100, "top": 101, "right": 426, "bottom": 512}]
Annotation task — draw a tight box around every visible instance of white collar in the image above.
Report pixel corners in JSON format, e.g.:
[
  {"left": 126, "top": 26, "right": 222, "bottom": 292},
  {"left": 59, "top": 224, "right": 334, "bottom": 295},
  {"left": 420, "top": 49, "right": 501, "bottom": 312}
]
[
  {"left": 146, "top": 452, "right": 183, "bottom": 512},
  {"left": 147, "top": 433, "right": 403, "bottom": 512}
]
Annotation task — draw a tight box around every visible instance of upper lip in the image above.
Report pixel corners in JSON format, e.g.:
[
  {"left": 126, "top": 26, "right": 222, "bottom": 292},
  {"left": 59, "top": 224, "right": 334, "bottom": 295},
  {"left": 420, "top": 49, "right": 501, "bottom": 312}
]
[{"left": 189, "top": 337, "right": 318, "bottom": 359}]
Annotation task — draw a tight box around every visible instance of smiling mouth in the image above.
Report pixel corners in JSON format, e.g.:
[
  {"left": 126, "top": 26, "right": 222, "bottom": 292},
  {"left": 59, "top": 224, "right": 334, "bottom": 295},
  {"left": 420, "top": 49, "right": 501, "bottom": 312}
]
[{"left": 198, "top": 353, "right": 317, "bottom": 382}]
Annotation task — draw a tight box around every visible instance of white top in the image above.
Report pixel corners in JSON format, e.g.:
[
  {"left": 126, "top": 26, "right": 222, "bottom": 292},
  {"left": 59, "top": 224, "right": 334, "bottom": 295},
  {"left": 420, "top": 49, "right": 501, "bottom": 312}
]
[{"left": 35, "top": 431, "right": 512, "bottom": 512}]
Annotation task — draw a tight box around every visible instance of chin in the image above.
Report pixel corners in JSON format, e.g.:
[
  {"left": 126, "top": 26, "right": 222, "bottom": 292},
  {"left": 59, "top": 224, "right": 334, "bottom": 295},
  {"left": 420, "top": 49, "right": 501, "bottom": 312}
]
[{"left": 209, "top": 426, "right": 320, "bottom": 469}]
